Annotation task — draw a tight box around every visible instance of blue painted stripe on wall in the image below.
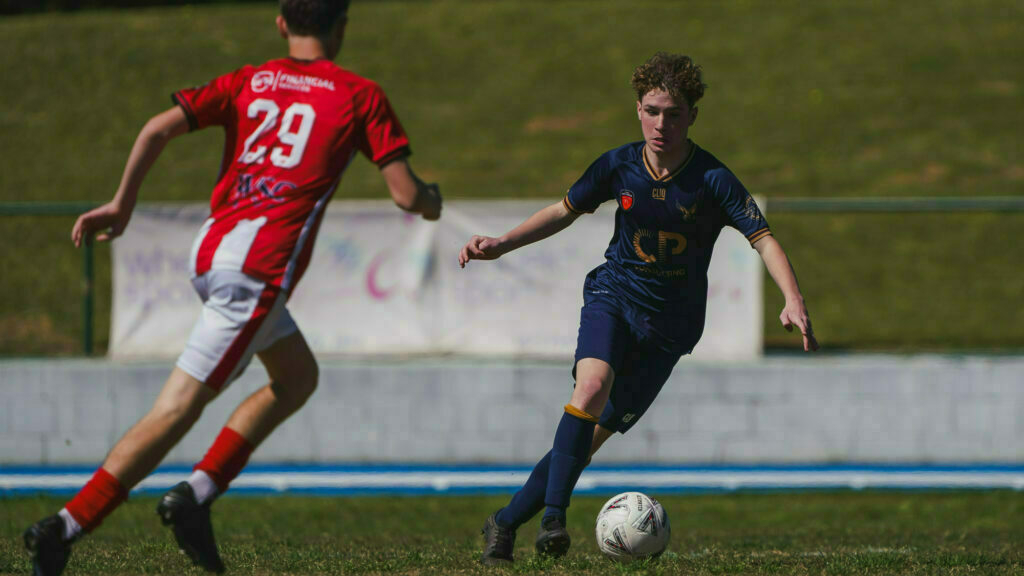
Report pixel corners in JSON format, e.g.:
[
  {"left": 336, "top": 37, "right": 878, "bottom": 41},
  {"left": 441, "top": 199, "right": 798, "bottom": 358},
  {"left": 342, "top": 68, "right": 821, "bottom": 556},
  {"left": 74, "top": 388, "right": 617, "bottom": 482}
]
[{"left": 3, "top": 463, "right": 1024, "bottom": 496}]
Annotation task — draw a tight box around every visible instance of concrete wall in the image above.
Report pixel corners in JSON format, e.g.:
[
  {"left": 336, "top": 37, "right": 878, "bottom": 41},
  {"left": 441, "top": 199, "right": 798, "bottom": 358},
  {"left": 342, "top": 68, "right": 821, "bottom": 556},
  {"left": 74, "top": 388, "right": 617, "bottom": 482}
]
[{"left": 1, "top": 355, "right": 1022, "bottom": 465}]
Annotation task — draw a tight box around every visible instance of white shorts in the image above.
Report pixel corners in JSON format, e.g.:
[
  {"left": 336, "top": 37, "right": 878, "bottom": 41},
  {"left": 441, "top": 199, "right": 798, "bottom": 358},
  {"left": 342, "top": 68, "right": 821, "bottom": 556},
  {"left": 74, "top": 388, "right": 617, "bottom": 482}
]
[{"left": 176, "top": 270, "right": 298, "bottom": 390}]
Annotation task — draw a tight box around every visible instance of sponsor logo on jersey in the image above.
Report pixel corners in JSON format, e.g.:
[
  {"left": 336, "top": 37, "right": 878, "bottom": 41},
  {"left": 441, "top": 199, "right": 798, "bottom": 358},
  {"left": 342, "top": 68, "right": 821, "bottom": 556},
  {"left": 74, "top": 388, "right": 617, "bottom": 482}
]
[
  {"left": 278, "top": 73, "right": 336, "bottom": 93},
  {"left": 652, "top": 187, "right": 666, "bottom": 201},
  {"left": 231, "top": 174, "right": 294, "bottom": 207},
  {"left": 620, "top": 189, "right": 634, "bottom": 211},
  {"left": 251, "top": 71, "right": 276, "bottom": 93},
  {"left": 632, "top": 230, "right": 686, "bottom": 265},
  {"left": 251, "top": 70, "right": 337, "bottom": 94},
  {"left": 621, "top": 413, "right": 636, "bottom": 423}
]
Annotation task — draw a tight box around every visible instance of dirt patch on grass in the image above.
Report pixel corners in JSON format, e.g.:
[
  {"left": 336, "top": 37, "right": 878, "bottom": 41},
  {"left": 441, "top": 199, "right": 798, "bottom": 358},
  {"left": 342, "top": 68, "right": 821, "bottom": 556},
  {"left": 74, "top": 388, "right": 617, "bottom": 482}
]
[
  {"left": 978, "top": 80, "right": 1017, "bottom": 96},
  {"left": 524, "top": 110, "right": 611, "bottom": 134},
  {"left": 883, "top": 162, "right": 950, "bottom": 186},
  {"left": 0, "top": 313, "right": 78, "bottom": 355},
  {"left": 1004, "top": 165, "right": 1024, "bottom": 181}
]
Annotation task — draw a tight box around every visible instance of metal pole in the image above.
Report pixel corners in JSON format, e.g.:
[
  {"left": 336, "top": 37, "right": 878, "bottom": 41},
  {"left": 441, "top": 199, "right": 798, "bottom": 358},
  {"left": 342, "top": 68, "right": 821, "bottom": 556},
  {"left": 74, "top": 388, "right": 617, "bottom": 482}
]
[{"left": 83, "top": 239, "right": 94, "bottom": 356}]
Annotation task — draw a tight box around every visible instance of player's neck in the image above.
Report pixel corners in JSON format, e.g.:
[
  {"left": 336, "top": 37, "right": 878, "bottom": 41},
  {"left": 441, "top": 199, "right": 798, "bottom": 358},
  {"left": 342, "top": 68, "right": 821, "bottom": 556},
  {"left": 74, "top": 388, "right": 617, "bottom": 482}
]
[
  {"left": 644, "top": 139, "right": 692, "bottom": 178},
  {"left": 287, "top": 36, "right": 329, "bottom": 61}
]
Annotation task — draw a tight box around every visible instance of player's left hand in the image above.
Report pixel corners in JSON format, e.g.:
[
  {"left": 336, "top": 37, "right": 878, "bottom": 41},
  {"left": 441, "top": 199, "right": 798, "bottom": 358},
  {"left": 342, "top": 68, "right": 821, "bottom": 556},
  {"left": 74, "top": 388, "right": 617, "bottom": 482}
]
[
  {"left": 780, "top": 301, "right": 819, "bottom": 352},
  {"left": 71, "top": 201, "right": 132, "bottom": 248}
]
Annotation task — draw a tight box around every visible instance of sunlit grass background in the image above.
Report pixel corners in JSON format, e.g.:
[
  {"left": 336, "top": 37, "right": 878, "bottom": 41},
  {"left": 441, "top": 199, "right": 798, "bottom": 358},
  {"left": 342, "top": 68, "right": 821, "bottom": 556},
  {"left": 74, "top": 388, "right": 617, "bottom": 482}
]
[
  {"left": 1, "top": 0, "right": 1021, "bottom": 354},
  {"left": 3, "top": 491, "right": 1024, "bottom": 574}
]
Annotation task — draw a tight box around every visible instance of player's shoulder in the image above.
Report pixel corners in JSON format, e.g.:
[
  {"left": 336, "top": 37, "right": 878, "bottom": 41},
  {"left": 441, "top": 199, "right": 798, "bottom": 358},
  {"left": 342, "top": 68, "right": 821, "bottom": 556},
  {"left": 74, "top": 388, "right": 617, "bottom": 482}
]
[
  {"left": 691, "top": 144, "right": 739, "bottom": 185},
  {"left": 317, "top": 61, "right": 387, "bottom": 93},
  {"left": 591, "top": 141, "right": 644, "bottom": 172}
]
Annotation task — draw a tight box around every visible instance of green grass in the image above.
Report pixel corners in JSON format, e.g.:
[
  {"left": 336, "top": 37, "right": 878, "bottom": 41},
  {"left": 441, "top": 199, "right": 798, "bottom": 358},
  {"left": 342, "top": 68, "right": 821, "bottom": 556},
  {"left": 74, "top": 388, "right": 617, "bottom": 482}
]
[
  {"left": 1, "top": 1, "right": 1022, "bottom": 354},
  {"left": 3, "top": 491, "right": 1024, "bottom": 574}
]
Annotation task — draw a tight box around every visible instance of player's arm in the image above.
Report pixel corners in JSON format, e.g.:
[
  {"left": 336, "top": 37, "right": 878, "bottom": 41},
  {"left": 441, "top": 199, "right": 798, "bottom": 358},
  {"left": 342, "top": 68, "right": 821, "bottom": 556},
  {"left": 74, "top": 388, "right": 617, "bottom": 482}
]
[
  {"left": 380, "top": 157, "right": 442, "bottom": 221},
  {"left": 71, "top": 106, "right": 190, "bottom": 247},
  {"left": 753, "top": 235, "right": 819, "bottom": 352},
  {"left": 458, "top": 200, "right": 579, "bottom": 268}
]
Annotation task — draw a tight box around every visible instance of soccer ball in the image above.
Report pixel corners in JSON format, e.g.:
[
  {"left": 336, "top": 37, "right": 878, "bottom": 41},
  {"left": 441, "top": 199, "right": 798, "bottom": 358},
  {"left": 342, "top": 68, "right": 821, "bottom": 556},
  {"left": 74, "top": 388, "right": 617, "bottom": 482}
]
[{"left": 595, "top": 491, "right": 670, "bottom": 562}]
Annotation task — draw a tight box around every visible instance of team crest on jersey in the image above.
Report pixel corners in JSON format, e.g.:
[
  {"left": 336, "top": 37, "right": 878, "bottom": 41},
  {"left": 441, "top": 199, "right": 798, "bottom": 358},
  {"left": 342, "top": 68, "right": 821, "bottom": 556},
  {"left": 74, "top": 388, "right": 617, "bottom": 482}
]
[
  {"left": 251, "top": 71, "right": 276, "bottom": 93},
  {"left": 619, "top": 189, "right": 635, "bottom": 211},
  {"left": 676, "top": 200, "right": 697, "bottom": 222}
]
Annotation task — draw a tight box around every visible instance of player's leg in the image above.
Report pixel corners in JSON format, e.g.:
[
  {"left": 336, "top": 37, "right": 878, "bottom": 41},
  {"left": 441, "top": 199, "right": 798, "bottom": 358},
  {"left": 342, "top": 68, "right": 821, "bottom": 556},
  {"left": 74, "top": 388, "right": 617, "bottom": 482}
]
[
  {"left": 187, "top": 329, "right": 318, "bottom": 504},
  {"left": 542, "top": 357, "right": 614, "bottom": 522},
  {"left": 154, "top": 270, "right": 293, "bottom": 574},
  {"left": 485, "top": 375, "right": 614, "bottom": 565},
  {"left": 493, "top": 421, "right": 614, "bottom": 546},
  {"left": 24, "top": 367, "right": 217, "bottom": 576},
  {"left": 587, "top": 424, "right": 616, "bottom": 464},
  {"left": 532, "top": 357, "right": 613, "bottom": 558},
  {"left": 482, "top": 287, "right": 625, "bottom": 563},
  {"left": 105, "top": 368, "right": 219, "bottom": 487},
  {"left": 158, "top": 331, "right": 316, "bottom": 575}
]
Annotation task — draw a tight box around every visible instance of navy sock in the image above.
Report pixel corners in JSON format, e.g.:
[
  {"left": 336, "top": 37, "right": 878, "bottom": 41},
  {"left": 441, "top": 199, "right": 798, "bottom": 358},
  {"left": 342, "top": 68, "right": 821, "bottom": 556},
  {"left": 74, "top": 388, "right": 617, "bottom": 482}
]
[
  {"left": 543, "top": 409, "right": 595, "bottom": 521},
  {"left": 495, "top": 451, "right": 551, "bottom": 529}
]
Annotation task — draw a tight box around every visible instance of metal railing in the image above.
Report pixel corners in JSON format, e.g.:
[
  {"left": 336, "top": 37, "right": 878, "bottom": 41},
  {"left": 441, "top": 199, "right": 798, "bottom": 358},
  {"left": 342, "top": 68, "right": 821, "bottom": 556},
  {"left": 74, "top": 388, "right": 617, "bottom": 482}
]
[
  {"left": 1, "top": 202, "right": 99, "bottom": 355},
  {"left": 3, "top": 196, "right": 1024, "bottom": 356},
  {"left": 767, "top": 196, "right": 1024, "bottom": 213}
]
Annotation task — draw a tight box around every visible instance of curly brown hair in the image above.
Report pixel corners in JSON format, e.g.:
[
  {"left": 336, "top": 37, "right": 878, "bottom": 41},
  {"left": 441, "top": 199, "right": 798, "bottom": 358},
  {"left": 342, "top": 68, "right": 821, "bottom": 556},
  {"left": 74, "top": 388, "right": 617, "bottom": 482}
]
[
  {"left": 280, "top": 0, "right": 350, "bottom": 38},
  {"left": 631, "top": 52, "right": 707, "bottom": 107}
]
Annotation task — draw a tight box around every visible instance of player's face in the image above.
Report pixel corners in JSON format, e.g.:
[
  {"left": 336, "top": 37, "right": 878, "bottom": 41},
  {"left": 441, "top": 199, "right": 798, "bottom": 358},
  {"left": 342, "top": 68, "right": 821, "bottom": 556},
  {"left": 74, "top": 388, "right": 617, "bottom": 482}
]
[{"left": 637, "top": 89, "right": 696, "bottom": 156}]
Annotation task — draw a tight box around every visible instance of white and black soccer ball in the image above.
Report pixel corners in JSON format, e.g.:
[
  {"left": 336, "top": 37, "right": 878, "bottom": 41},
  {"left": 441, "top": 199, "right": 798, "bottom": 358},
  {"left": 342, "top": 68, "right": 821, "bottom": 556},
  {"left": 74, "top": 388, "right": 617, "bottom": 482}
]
[{"left": 595, "top": 491, "right": 670, "bottom": 562}]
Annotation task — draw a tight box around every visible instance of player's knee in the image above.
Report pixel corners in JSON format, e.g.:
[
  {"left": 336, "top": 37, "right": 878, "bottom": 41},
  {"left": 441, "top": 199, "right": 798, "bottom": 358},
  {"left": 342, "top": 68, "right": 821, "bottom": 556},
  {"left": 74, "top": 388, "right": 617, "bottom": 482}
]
[
  {"left": 574, "top": 374, "right": 607, "bottom": 404},
  {"left": 271, "top": 358, "right": 318, "bottom": 409},
  {"left": 298, "top": 360, "right": 319, "bottom": 401}
]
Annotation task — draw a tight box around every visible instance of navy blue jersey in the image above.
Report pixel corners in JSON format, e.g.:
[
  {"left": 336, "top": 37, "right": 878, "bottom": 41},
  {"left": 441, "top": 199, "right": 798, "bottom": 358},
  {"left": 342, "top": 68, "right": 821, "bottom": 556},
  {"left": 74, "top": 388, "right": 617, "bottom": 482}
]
[{"left": 564, "top": 141, "right": 770, "bottom": 320}]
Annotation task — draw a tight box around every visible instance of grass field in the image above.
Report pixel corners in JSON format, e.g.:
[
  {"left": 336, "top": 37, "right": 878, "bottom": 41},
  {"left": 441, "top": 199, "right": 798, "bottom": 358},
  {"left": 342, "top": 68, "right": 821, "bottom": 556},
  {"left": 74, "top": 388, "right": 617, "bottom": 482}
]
[
  {"left": 1, "top": 1, "right": 1023, "bottom": 354},
  {"left": 2, "top": 491, "right": 1023, "bottom": 574}
]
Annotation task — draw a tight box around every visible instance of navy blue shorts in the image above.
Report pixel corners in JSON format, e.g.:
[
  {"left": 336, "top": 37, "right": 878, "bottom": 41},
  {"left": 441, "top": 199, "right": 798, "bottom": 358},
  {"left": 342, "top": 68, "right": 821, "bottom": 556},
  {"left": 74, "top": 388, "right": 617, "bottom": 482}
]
[{"left": 573, "top": 274, "right": 699, "bottom": 433}]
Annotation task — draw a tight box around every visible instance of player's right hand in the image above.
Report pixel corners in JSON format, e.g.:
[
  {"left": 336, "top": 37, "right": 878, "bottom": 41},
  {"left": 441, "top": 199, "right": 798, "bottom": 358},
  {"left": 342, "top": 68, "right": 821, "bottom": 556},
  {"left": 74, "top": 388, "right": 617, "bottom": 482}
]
[
  {"left": 459, "top": 235, "right": 504, "bottom": 268},
  {"left": 420, "top": 183, "right": 442, "bottom": 221},
  {"left": 71, "top": 201, "right": 132, "bottom": 248}
]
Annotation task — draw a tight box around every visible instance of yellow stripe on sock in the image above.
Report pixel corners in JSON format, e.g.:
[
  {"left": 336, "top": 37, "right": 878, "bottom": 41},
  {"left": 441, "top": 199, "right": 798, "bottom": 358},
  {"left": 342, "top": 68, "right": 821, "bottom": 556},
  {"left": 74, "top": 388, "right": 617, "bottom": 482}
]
[{"left": 564, "top": 404, "right": 599, "bottom": 423}]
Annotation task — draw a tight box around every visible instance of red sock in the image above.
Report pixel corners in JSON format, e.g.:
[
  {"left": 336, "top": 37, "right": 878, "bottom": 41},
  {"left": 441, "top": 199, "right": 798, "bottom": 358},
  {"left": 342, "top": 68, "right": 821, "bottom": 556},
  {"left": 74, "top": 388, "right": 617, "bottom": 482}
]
[
  {"left": 64, "top": 468, "right": 128, "bottom": 533},
  {"left": 194, "top": 427, "right": 255, "bottom": 493}
]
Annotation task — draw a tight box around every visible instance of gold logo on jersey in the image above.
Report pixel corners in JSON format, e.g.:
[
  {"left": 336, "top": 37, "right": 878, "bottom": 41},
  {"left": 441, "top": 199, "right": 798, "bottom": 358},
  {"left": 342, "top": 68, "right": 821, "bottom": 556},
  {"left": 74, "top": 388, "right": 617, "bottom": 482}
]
[
  {"left": 652, "top": 188, "right": 666, "bottom": 201},
  {"left": 633, "top": 229, "right": 687, "bottom": 264},
  {"left": 675, "top": 200, "right": 697, "bottom": 222},
  {"left": 744, "top": 196, "right": 763, "bottom": 223}
]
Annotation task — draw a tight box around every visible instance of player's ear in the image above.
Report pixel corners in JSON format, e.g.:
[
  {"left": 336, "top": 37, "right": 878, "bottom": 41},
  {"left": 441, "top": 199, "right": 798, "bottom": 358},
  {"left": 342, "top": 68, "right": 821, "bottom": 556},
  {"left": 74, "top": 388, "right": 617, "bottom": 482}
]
[
  {"left": 689, "top": 106, "right": 698, "bottom": 126},
  {"left": 276, "top": 14, "right": 289, "bottom": 39},
  {"left": 636, "top": 100, "right": 643, "bottom": 121}
]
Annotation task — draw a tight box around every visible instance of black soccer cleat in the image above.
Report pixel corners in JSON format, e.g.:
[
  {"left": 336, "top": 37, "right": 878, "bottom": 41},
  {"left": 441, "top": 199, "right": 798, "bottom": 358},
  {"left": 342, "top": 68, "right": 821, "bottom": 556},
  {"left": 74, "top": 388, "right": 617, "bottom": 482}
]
[
  {"left": 535, "top": 514, "right": 571, "bottom": 558},
  {"left": 480, "top": 511, "right": 516, "bottom": 565},
  {"left": 157, "top": 481, "right": 226, "bottom": 573},
  {"left": 23, "top": 515, "right": 72, "bottom": 576}
]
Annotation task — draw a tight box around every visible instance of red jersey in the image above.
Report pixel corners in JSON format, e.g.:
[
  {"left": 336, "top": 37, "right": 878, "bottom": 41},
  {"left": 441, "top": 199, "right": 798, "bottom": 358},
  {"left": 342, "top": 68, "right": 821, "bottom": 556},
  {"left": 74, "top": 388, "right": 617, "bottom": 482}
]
[{"left": 173, "top": 57, "right": 410, "bottom": 292}]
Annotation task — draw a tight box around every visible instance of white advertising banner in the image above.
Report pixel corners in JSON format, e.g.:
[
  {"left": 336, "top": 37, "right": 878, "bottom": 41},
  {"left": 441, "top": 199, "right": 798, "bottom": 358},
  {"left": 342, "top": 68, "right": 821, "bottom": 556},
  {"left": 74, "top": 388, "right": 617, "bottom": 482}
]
[{"left": 112, "top": 200, "right": 762, "bottom": 360}]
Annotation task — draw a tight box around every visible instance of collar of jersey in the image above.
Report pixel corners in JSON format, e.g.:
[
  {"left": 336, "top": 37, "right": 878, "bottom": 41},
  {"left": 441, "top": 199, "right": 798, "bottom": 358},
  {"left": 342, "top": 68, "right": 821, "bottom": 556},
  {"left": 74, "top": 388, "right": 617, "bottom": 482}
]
[
  {"left": 287, "top": 56, "right": 329, "bottom": 64},
  {"left": 641, "top": 140, "right": 696, "bottom": 182}
]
